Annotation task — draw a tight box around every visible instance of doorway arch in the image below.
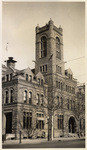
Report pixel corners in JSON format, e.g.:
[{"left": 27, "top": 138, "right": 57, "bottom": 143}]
[{"left": 69, "top": 117, "right": 76, "bottom": 133}]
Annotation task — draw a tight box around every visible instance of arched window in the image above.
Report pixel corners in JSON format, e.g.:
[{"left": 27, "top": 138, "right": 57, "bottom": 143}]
[
  {"left": 41, "top": 36, "right": 47, "bottom": 58},
  {"left": 56, "top": 37, "right": 60, "bottom": 49},
  {"left": 29, "top": 92, "right": 32, "bottom": 104},
  {"left": 36, "top": 94, "right": 40, "bottom": 105},
  {"left": 24, "top": 90, "right": 27, "bottom": 103},
  {"left": 56, "top": 37, "right": 61, "bottom": 59},
  {"left": 10, "top": 90, "right": 13, "bottom": 103},
  {"left": 61, "top": 97, "right": 63, "bottom": 108},
  {"left": 41, "top": 95, "right": 44, "bottom": 106},
  {"left": 6, "top": 91, "right": 9, "bottom": 103}
]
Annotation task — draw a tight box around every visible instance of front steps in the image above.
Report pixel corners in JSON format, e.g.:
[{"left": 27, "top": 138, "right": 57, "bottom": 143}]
[{"left": 6, "top": 134, "right": 15, "bottom": 140}]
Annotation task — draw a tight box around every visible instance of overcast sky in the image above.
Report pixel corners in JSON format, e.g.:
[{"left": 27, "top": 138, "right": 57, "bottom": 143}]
[{"left": 2, "top": 2, "right": 85, "bottom": 83}]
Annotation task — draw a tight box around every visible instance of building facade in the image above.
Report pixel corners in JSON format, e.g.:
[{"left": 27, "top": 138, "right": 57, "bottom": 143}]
[{"left": 2, "top": 19, "right": 85, "bottom": 140}]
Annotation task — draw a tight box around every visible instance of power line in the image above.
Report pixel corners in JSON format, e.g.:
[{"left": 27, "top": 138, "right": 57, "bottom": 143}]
[
  {"left": 74, "top": 74, "right": 85, "bottom": 77},
  {"left": 65, "top": 56, "right": 85, "bottom": 63}
]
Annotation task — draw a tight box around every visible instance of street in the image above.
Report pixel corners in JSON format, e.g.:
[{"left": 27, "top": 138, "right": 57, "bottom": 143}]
[{"left": 2, "top": 139, "right": 85, "bottom": 148}]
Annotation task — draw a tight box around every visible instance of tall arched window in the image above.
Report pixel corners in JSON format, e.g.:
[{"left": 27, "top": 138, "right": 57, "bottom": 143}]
[
  {"left": 6, "top": 91, "right": 9, "bottom": 103},
  {"left": 29, "top": 92, "right": 32, "bottom": 104},
  {"left": 24, "top": 90, "right": 27, "bottom": 103},
  {"left": 41, "top": 36, "right": 47, "bottom": 58},
  {"left": 56, "top": 37, "right": 61, "bottom": 59}
]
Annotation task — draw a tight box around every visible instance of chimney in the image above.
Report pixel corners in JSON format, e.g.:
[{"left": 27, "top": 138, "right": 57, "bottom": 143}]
[{"left": 5, "top": 57, "right": 17, "bottom": 69}]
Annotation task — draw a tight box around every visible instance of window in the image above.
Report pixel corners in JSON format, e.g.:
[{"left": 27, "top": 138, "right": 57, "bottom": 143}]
[
  {"left": 43, "top": 66, "right": 44, "bottom": 72},
  {"left": 6, "top": 91, "right": 9, "bottom": 103},
  {"left": 10, "top": 90, "right": 13, "bottom": 103},
  {"left": 73, "top": 101, "right": 75, "bottom": 110},
  {"left": 37, "top": 113, "right": 44, "bottom": 118},
  {"left": 71, "top": 75, "right": 72, "bottom": 79},
  {"left": 6, "top": 75, "right": 9, "bottom": 81},
  {"left": 23, "top": 112, "right": 32, "bottom": 129},
  {"left": 41, "top": 36, "right": 47, "bottom": 58},
  {"left": 24, "top": 91, "right": 27, "bottom": 103},
  {"left": 56, "top": 81, "right": 58, "bottom": 88},
  {"left": 38, "top": 78, "right": 40, "bottom": 85},
  {"left": 56, "top": 37, "right": 61, "bottom": 59},
  {"left": 67, "top": 99, "right": 69, "bottom": 109},
  {"left": 26, "top": 74, "right": 28, "bottom": 81},
  {"left": 72, "top": 87, "right": 75, "bottom": 94},
  {"left": 36, "top": 120, "right": 44, "bottom": 129},
  {"left": 83, "top": 119, "right": 85, "bottom": 129},
  {"left": 80, "top": 119, "right": 82, "bottom": 130},
  {"left": 41, "top": 79, "right": 43, "bottom": 86},
  {"left": 36, "top": 94, "right": 40, "bottom": 105},
  {"left": 29, "top": 92, "right": 32, "bottom": 104},
  {"left": 29, "top": 75, "right": 32, "bottom": 82},
  {"left": 57, "top": 96, "right": 59, "bottom": 106},
  {"left": 45, "top": 65, "right": 47, "bottom": 72},
  {"left": 60, "top": 97, "right": 63, "bottom": 108},
  {"left": 68, "top": 74, "right": 70, "bottom": 79},
  {"left": 58, "top": 115, "right": 64, "bottom": 129},
  {"left": 56, "top": 65, "right": 62, "bottom": 74},
  {"left": 41, "top": 95, "right": 44, "bottom": 106},
  {"left": 70, "top": 100, "right": 72, "bottom": 110},
  {"left": 58, "top": 82, "right": 60, "bottom": 89},
  {"left": 10, "top": 74, "right": 12, "bottom": 80},
  {"left": 40, "top": 66, "right": 42, "bottom": 72},
  {"left": 40, "top": 65, "right": 47, "bottom": 73},
  {"left": 70, "top": 87, "right": 71, "bottom": 93},
  {"left": 61, "top": 82, "right": 63, "bottom": 90}
]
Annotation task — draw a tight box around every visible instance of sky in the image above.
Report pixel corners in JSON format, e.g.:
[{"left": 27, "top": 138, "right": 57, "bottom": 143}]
[{"left": 2, "top": 2, "right": 85, "bottom": 83}]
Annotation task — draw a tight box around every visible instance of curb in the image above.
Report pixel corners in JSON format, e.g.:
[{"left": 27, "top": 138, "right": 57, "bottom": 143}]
[{"left": 2, "top": 138, "right": 85, "bottom": 145}]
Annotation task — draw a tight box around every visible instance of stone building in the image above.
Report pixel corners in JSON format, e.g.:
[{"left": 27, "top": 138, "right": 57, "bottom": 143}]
[
  {"left": 2, "top": 57, "right": 48, "bottom": 139},
  {"left": 2, "top": 19, "right": 85, "bottom": 140},
  {"left": 76, "top": 83, "right": 85, "bottom": 136}
]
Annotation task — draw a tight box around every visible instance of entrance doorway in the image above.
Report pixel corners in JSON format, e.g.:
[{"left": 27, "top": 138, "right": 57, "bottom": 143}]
[
  {"left": 69, "top": 117, "right": 76, "bottom": 133},
  {"left": 6, "top": 112, "right": 12, "bottom": 133}
]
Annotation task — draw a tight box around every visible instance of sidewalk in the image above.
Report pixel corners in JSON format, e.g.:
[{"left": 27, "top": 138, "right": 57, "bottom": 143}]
[{"left": 2, "top": 137, "right": 85, "bottom": 145}]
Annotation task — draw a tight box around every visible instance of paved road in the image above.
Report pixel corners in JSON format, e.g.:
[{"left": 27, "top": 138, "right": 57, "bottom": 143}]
[{"left": 2, "top": 139, "right": 85, "bottom": 148}]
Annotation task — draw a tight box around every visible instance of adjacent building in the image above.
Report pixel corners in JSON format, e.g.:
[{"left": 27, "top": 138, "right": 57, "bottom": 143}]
[{"left": 2, "top": 19, "right": 85, "bottom": 140}]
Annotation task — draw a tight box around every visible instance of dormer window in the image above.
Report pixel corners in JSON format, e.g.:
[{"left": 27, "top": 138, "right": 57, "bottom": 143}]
[
  {"left": 38, "top": 78, "right": 40, "bottom": 84},
  {"left": 26, "top": 74, "right": 28, "bottom": 81},
  {"left": 6, "top": 74, "right": 9, "bottom": 81},
  {"left": 41, "top": 36, "right": 47, "bottom": 58},
  {"left": 29, "top": 75, "right": 32, "bottom": 82},
  {"left": 10, "top": 73, "right": 12, "bottom": 80},
  {"left": 41, "top": 79, "right": 43, "bottom": 85}
]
